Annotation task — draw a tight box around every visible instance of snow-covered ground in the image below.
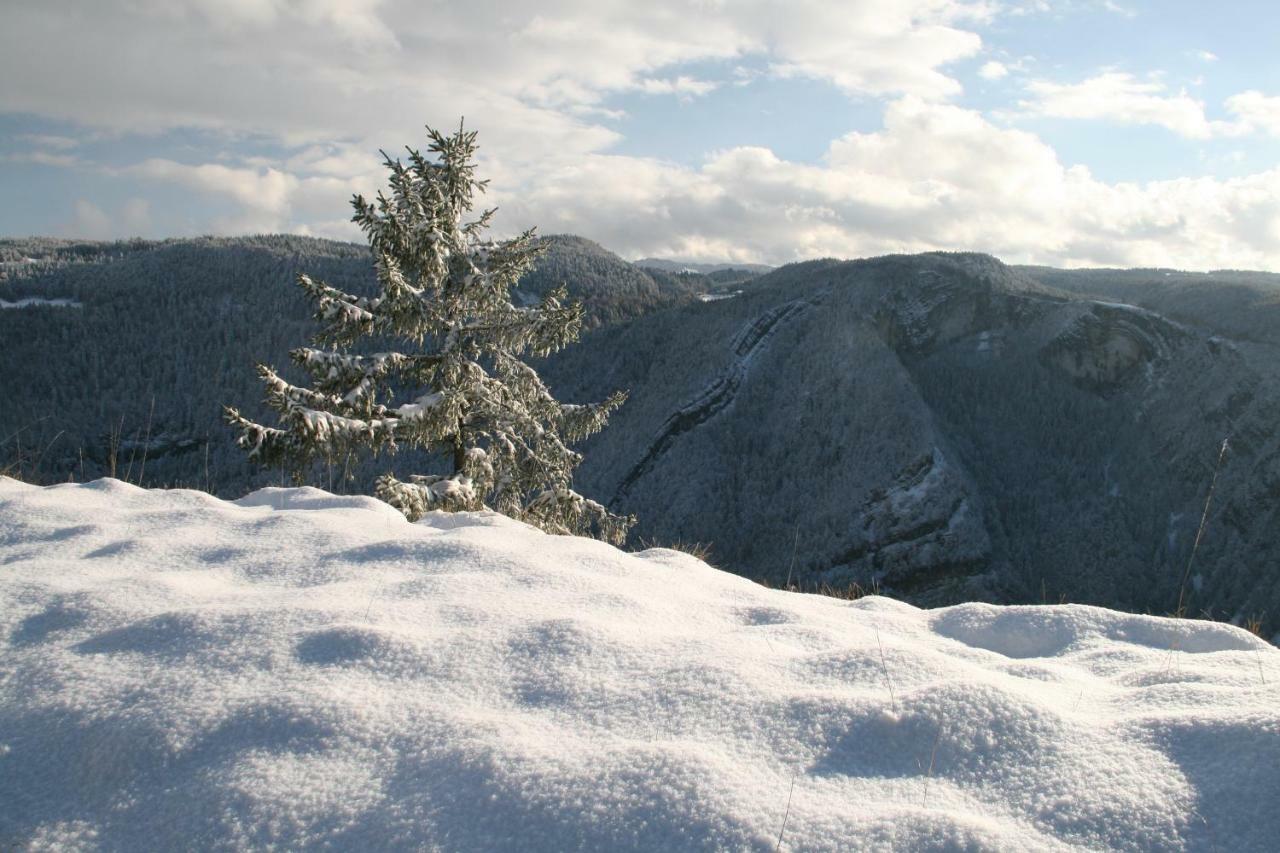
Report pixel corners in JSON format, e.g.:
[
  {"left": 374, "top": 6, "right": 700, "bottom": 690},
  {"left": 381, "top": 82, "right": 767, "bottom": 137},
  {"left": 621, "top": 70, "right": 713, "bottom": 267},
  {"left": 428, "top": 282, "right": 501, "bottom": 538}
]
[{"left": 2, "top": 477, "right": 1277, "bottom": 851}]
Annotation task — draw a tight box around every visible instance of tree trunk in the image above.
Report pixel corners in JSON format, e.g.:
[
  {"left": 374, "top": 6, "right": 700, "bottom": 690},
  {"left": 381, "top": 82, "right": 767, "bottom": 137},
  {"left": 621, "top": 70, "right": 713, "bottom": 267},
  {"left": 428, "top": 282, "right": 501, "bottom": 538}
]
[{"left": 453, "top": 420, "right": 465, "bottom": 474}]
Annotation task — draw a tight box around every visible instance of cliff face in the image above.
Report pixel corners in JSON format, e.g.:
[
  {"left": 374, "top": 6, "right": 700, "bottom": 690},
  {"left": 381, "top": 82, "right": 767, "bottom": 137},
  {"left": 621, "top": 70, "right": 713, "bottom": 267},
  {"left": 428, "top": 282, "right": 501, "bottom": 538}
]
[{"left": 545, "top": 252, "right": 1280, "bottom": 630}]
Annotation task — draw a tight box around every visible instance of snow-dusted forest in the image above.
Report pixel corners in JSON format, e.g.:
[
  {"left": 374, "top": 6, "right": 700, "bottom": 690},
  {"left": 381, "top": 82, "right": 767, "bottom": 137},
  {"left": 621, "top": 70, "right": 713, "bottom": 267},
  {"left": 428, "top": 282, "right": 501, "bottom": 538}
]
[{"left": 5, "top": 234, "right": 1280, "bottom": 640}]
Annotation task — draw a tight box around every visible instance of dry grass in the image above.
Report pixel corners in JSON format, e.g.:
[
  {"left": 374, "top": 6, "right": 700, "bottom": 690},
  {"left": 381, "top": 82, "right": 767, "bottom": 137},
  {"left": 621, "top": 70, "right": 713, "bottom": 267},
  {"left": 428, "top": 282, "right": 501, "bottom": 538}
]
[
  {"left": 636, "top": 538, "right": 714, "bottom": 563},
  {"left": 756, "top": 576, "right": 880, "bottom": 602}
]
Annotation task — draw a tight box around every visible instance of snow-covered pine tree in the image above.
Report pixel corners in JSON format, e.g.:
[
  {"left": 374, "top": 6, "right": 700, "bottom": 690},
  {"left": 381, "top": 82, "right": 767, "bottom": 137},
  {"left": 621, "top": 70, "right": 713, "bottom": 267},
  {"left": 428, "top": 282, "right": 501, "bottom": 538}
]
[{"left": 224, "top": 123, "right": 634, "bottom": 544}]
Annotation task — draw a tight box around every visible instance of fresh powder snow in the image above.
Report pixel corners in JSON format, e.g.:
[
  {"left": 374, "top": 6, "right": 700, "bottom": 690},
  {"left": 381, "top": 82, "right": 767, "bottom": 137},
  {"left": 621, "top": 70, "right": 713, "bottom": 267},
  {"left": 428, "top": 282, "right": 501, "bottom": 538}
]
[{"left": 1, "top": 477, "right": 1277, "bottom": 850}]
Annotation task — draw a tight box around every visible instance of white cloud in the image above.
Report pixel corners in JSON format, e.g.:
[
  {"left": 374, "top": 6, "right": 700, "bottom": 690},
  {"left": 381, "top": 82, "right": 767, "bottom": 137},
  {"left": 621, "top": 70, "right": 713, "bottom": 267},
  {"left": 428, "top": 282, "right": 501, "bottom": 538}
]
[
  {"left": 68, "top": 197, "right": 151, "bottom": 239},
  {"left": 9, "top": 0, "right": 1280, "bottom": 271},
  {"left": 1225, "top": 91, "right": 1280, "bottom": 138},
  {"left": 4, "top": 150, "right": 79, "bottom": 168},
  {"left": 58, "top": 93, "right": 1280, "bottom": 271},
  {"left": 491, "top": 98, "right": 1280, "bottom": 270},
  {"left": 1192, "top": 49, "right": 1218, "bottom": 63},
  {"left": 1019, "top": 73, "right": 1280, "bottom": 142},
  {"left": 16, "top": 133, "right": 80, "bottom": 150},
  {"left": 126, "top": 159, "right": 299, "bottom": 228},
  {"left": 71, "top": 199, "right": 111, "bottom": 239},
  {"left": 120, "top": 198, "right": 152, "bottom": 234},
  {"left": 0, "top": 0, "right": 990, "bottom": 162},
  {"left": 1020, "top": 72, "right": 1220, "bottom": 138},
  {"left": 633, "top": 76, "right": 720, "bottom": 99},
  {"left": 978, "top": 61, "right": 1009, "bottom": 80},
  {"left": 1098, "top": 0, "right": 1136, "bottom": 17}
]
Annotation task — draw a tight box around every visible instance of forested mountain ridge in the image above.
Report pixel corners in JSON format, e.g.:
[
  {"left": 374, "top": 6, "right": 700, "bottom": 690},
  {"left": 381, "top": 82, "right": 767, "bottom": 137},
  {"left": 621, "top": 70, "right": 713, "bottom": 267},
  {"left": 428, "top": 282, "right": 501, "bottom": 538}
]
[
  {"left": 0, "top": 233, "right": 724, "bottom": 495},
  {"left": 3, "top": 235, "right": 1277, "bottom": 636},
  {"left": 1015, "top": 265, "right": 1280, "bottom": 347},
  {"left": 541, "top": 251, "right": 1280, "bottom": 636}
]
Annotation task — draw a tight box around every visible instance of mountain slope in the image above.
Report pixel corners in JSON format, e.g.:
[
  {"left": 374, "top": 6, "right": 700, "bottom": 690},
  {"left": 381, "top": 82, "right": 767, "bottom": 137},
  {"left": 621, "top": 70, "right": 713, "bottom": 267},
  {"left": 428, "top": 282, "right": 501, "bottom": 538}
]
[
  {"left": 3, "top": 477, "right": 1277, "bottom": 850},
  {"left": 1015, "top": 265, "right": 1280, "bottom": 347},
  {"left": 4, "top": 236, "right": 1279, "bottom": 635},
  {"left": 542, "top": 252, "right": 1280, "bottom": 633},
  {"left": 0, "top": 234, "right": 701, "bottom": 495}
]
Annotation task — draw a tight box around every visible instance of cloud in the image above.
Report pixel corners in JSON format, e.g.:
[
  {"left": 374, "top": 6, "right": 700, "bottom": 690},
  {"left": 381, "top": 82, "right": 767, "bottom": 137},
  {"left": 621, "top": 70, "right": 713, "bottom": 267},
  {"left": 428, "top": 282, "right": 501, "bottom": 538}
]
[
  {"left": 16, "top": 133, "right": 80, "bottom": 150},
  {"left": 978, "top": 61, "right": 1009, "bottom": 80},
  {"left": 1019, "top": 73, "right": 1280, "bottom": 141},
  {"left": 89, "top": 94, "right": 1280, "bottom": 270},
  {"left": 71, "top": 199, "right": 111, "bottom": 239},
  {"left": 490, "top": 97, "right": 1280, "bottom": 271},
  {"left": 1098, "top": 0, "right": 1136, "bottom": 17},
  {"left": 1225, "top": 91, "right": 1280, "bottom": 138},
  {"left": 124, "top": 159, "right": 300, "bottom": 232},
  {"left": 4, "top": 150, "right": 79, "bottom": 168},
  {"left": 4, "top": 132, "right": 84, "bottom": 167},
  {"left": 1020, "top": 72, "right": 1221, "bottom": 138},
  {"left": 0, "top": 0, "right": 991, "bottom": 160},
  {"left": 67, "top": 197, "right": 150, "bottom": 239},
  {"left": 9, "top": 1, "right": 1280, "bottom": 271},
  {"left": 633, "top": 76, "right": 720, "bottom": 99}
]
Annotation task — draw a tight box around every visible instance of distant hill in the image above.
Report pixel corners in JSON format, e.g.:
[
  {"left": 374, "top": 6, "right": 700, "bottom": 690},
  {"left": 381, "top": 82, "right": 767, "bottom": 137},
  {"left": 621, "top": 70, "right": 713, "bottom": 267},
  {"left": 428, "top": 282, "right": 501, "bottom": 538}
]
[
  {"left": 1015, "top": 265, "right": 1280, "bottom": 346},
  {"left": 519, "top": 235, "right": 710, "bottom": 327}
]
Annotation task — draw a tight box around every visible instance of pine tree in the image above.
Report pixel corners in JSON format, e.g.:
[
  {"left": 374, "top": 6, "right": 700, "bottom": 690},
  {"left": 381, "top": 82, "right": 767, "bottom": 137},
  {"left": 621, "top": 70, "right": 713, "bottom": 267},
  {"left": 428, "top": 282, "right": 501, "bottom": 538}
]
[{"left": 224, "top": 122, "right": 634, "bottom": 544}]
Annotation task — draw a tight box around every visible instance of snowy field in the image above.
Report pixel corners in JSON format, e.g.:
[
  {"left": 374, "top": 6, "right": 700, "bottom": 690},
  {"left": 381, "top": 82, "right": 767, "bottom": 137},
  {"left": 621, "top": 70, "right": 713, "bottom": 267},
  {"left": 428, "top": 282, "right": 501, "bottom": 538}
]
[{"left": 1, "top": 477, "right": 1278, "bottom": 851}]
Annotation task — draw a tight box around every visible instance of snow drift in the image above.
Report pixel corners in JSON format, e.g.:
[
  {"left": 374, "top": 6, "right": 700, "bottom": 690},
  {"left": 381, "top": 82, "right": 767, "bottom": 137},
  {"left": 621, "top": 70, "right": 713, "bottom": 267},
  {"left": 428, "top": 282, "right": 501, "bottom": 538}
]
[{"left": 1, "top": 477, "right": 1277, "bottom": 851}]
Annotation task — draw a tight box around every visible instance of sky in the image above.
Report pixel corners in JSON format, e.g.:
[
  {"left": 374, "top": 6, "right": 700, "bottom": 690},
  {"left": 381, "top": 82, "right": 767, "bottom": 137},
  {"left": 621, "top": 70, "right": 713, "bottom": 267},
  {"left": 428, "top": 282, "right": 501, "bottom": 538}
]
[{"left": 1, "top": 0, "right": 1279, "bottom": 269}]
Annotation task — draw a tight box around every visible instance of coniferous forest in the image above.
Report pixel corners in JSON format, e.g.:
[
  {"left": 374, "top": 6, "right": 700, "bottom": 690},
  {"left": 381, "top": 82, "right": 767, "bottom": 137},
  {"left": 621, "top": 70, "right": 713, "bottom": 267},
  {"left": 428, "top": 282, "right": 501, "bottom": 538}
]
[{"left": 4, "top": 233, "right": 1280, "bottom": 638}]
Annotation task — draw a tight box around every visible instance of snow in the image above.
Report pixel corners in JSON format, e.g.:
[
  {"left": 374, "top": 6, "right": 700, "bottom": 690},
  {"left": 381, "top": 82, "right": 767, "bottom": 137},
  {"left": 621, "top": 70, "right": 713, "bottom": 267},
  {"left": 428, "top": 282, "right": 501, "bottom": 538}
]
[
  {"left": 0, "top": 297, "right": 82, "bottom": 309},
  {"left": 2, "top": 477, "right": 1278, "bottom": 851},
  {"left": 394, "top": 391, "right": 444, "bottom": 420}
]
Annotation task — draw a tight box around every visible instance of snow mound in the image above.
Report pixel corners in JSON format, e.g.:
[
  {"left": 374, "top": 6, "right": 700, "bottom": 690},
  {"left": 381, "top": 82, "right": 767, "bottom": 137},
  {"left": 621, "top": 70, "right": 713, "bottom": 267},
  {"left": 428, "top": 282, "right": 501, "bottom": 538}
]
[{"left": 2, "top": 477, "right": 1278, "bottom": 851}]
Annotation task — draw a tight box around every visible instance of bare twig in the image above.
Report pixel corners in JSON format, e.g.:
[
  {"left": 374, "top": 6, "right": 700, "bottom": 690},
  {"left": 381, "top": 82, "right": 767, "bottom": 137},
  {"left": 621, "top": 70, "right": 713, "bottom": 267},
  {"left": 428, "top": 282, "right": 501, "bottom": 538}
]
[
  {"left": 922, "top": 724, "right": 943, "bottom": 807},
  {"left": 874, "top": 628, "right": 897, "bottom": 713},
  {"left": 108, "top": 414, "right": 124, "bottom": 479},
  {"left": 363, "top": 578, "right": 383, "bottom": 621},
  {"left": 0, "top": 415, "right": 50, "bottom": 449},
  {"left": 785, "top": 525, "right": 799, "bottom": 590},
  {"left": 774, "top": 775, "right": 797, "bottom": 852},
  {"left": 137, "top": 396, "right": 155, "bottom": 486},
  {"left": 1176, "top": 438, "right": 1229, "bottom": 617},
  {"left": 31, "top": 429, "right": 66, "bottom": 479}
]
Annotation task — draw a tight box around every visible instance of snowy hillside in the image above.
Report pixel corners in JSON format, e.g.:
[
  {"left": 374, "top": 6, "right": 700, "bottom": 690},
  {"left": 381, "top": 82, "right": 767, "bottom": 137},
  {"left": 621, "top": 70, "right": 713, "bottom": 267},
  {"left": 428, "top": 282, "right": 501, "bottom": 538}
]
[{"left": 2, "top": 478, "right": 1278, "bottom": 851}]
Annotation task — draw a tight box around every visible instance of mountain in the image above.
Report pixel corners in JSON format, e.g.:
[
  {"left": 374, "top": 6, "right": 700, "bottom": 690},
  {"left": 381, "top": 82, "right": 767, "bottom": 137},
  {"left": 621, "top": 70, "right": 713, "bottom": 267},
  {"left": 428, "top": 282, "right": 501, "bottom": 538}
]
[
  {"left": 541, "top": 252, "right": 1280, "bottom": 635},
  {"left": 633, "top": 257, "right": 775, "bottom": 275},
  {"left": 516, "top": 235, "right": 711, "bottom": 327},
  {"left": 1014, "top": 265, "right": 1280, "bottom": 346},
  {"left": 4, "top": 476, "right": 1277, "bottom": 850},
  {"left": 4, "top": 235, "right": 1279, "bottom": 637},
  {"left": 0, "top": 234, "right": 710, "bottom": 496}
]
